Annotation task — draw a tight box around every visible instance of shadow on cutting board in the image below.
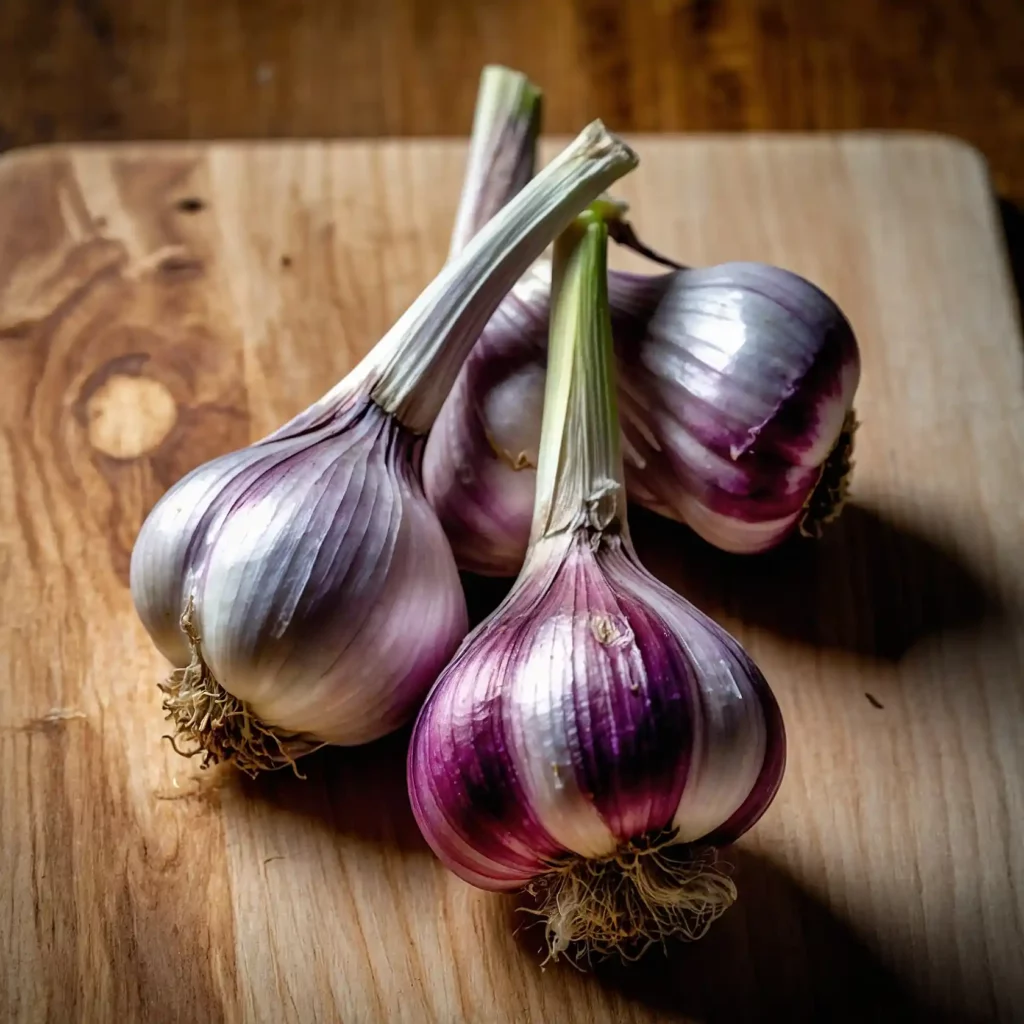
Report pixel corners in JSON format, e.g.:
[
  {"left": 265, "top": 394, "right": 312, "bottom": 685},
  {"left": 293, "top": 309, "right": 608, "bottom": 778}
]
[
  {"left": 233, "top": 725, "right": 430, "bottom": 854},
  {"left": 507, "top": 848, "right": 982, "bottom": 1024},
  {"left": 997, "top": 197, "right": 1024, "bottom": 335},
  {"left": 630, "top": 500, "right": 1006, "bottom": 668},
  {"left": 463, "top": 500, "right": 1006, "bottom": 669}
]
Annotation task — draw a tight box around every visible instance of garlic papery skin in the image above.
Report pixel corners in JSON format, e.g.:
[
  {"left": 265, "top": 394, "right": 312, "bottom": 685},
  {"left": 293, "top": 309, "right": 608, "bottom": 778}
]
[
  {"left": 409, "top": 210, "right": 785, "bottom": 959},
  {"left": 130, "top": 122, "right": 639, "bottom": 774}
]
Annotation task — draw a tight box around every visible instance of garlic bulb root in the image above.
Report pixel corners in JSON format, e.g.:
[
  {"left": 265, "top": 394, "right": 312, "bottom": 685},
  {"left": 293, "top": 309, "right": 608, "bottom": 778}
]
[
  {"left": 158, "top": 600, "right": 322, "bottom": 778},
  {"left": 526, "top": 833, "right": 736, "bottom": 962},
  {"left": 799, "top": 409, "right": 859, "bottom": 538}
]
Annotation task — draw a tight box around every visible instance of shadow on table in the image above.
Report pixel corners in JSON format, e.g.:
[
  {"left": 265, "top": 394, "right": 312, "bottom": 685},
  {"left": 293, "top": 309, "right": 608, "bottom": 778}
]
[
  {"left": 632, "top": 499, "right": 1005, "bottom": 666},
  {"left": 507, "top": 847, "right": 985, "bottom": 1023},
  {"left": 998, "top": 196, "right": 1024, "bottom": 332},
  {"left": 231, "top": 725, "right": 430, "bottom": 854},
  {"left": 463, "top": 499, "right": 1005, "bottom": 667}
]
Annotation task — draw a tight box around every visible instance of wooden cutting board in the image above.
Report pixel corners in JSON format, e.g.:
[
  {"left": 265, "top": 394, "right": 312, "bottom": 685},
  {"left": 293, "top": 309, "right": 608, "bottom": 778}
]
[{"left": 1, "top": 135, "right": 1022, "bottom": 1024}]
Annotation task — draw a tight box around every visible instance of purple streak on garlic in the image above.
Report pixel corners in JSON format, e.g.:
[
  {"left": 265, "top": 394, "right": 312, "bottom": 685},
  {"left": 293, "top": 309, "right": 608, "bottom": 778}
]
[
  {"left": 130, "top": 118, "right": 639, "bottom": 774},
  {"left": 409, "top": 209, "right": 785, "bottom": 959}
]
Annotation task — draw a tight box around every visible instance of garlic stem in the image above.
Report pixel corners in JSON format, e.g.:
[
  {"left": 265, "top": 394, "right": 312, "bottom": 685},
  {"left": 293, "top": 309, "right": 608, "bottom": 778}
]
[
  {"left": 531, "top": 208, "right": 627, "bottom": 544},
  {"left": 448, "top": 66, "right": 542, "bottom": 258},
  {"left": 367, "top": 121, "right": 638, "bottom": 434}
]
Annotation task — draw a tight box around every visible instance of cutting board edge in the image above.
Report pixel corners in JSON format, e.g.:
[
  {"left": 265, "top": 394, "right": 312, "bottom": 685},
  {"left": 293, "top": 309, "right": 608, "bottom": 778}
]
[{"left": 0, "top": 128, "right": 993, "bottom": 179}]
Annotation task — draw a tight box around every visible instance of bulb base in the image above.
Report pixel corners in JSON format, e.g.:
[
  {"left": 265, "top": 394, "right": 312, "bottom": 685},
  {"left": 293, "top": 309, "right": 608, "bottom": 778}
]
[
  {"left": 523, "top": 833, "right": 737, "bottom": 963},
  {"left": 799, "top": 409, "right": 859, "bottom": 539},
  {"left": 158, "top": 600, "right": 323, "bottom": 778}
]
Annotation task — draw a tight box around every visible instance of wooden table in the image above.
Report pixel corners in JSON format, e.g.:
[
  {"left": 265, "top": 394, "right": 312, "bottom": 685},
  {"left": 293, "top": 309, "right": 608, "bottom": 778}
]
[{"left": 1, "top": 0, "right": 1024, "bottom": 203}]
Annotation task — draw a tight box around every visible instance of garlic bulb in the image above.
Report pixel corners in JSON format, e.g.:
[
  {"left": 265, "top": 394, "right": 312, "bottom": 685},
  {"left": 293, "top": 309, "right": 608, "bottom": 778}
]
[
  {"left": 130, "top": 120, "right": 639, "bottom": 774},
  {"left": 423, "top": 97, "right": 860, "bottom": 574},
  {"left": 613, "top": 262, "right": 860, "bottom": 552},
  {"left": 409, "top": 208, "right": 785, "bottom": 959}
]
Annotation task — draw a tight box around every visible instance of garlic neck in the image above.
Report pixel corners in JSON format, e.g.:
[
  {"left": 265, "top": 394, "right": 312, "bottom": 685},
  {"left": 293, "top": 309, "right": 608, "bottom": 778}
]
[
  {"left": 530, "top": 210, "right": 629, "bottom": 546},
  {"left": 448, "top": 65, "right": 542, "bottom": 259},
  {"left": 364, "top": 122, "right": 638, "bottom": 436}
]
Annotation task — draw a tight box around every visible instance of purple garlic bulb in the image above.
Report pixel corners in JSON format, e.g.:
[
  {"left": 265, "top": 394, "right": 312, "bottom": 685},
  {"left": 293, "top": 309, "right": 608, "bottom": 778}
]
[{"left": 410, "top": 208, "right": 785, "bottom": 959}]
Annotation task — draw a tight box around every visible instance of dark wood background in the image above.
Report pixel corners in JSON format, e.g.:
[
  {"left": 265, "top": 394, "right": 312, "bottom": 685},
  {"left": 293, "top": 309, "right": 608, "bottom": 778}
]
[{"left": 1, "top": 0, "right": 1023, "bottom": 204}]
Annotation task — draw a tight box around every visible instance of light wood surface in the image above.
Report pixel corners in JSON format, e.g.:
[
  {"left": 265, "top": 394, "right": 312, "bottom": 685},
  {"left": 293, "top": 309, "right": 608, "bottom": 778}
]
[{"left": 1, "top": 135, "right": 1022, "bottom": 1023}]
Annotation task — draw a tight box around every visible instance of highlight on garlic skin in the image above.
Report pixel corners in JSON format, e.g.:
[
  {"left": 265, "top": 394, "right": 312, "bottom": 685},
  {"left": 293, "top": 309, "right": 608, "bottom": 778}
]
[
  {"left": 409, "top": 207, "right": 786, "bottom": 960},
  {"left": 130, "top": 116, "right": 639, "bottom": 775},
  {"left": 423, "top": 83, "right": 860, "bottom": 574}
]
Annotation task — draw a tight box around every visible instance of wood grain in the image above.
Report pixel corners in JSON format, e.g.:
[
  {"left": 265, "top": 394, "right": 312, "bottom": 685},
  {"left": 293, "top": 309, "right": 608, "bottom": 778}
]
[
  {"left": 1, "top": 135, "right": 1022, "bottom": 1022},
  {"left": 1, "top": 0, "right": 1024, "bottom": 207}
]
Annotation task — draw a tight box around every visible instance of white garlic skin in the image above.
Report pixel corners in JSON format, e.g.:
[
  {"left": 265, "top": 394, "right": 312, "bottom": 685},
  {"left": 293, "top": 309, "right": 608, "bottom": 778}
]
[
  {"left": 408, "top": 532, "right": 785, "bottom": 890},
  {"left": 131, "top": 396, "right": 468, "bottom": 745}
]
